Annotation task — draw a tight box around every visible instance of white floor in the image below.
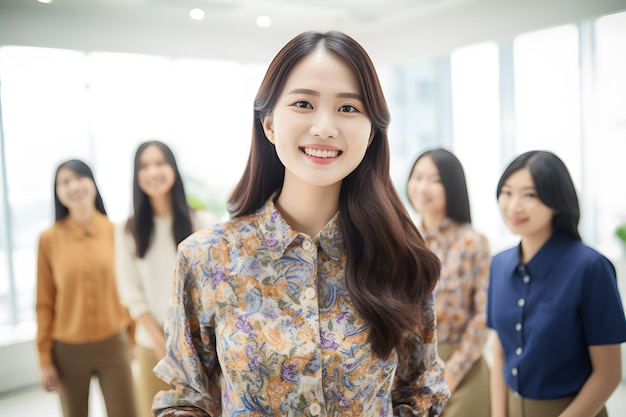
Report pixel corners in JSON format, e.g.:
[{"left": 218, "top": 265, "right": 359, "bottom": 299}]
[{"left": 1, "top": 380, "right": 625, "bottom": 417}]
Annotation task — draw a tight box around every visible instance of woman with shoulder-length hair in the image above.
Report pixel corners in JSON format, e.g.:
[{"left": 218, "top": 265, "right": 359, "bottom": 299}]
[
  {"left": 407, "top": 148, "right": 491, "bottom": 417},
  {"left": 36, "top": 159, "right": 137, "bottom": 417},
  {"left": 488, "top": 150, "right": 626, "bottom": 417},
  {"left": 152, "top": 31, "right": 449, "bottom": 417},
  {"left": 115, "top": 140, "right": 216, "bottom": 417}
]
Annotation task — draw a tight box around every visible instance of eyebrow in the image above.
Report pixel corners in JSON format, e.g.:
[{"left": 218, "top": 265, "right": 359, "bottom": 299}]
[{"left": 287, "top": 88, "right": 363, "bottom": 101}]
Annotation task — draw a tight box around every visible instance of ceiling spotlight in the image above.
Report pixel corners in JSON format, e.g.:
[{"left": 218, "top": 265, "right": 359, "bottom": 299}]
[
  {"left": 189, "top": 8, "right": 205, "bottom": 21},
  {"left": 256, "top": 15, "right": 272, "bottom": 28},
  {"left": 37, "top": 0, "right": 53, "bottom": 3}
]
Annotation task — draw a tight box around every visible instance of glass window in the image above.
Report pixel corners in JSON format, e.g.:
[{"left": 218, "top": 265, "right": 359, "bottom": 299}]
[
  {"left": 450, "top": 42, "right": 503, "bottom": 248},
  {"left": 513, "top": 25, "right": 582, "bottom": 184},
  {"left": 592, "top": 11, "right": 626, "bottom": 258},
  {"left": 0, "top": 46, "right": 91, "bottom": 329}
]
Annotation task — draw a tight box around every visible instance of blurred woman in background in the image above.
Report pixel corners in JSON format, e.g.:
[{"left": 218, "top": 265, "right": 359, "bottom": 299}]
[
  {"left": 407, "top": 148, "right": 491, "bottom": 417},
  {"left": 488, "top": 150, "right": 626, "bottom": 417},
  {"left": 36, "top": 159, "right": 136, "bottom": 417},
  {"left": 115, "top": 140, "right": 215, "bottom": 417}
]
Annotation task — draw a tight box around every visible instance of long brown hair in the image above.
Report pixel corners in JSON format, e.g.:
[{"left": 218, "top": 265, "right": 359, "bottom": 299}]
[{"left": 229, "top": 31, "right": 440, "bottom": 359}]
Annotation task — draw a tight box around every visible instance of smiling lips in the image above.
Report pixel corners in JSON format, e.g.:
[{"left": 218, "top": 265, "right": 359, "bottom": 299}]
[
  {"left": 509, "top": 217, "right": 527, "bottom": 226},
  {"left": 301, "top": 146, "right": 342, "bottom": 159}
]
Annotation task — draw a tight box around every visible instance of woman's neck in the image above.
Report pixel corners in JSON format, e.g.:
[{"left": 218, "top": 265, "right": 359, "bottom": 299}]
[
  {"left": 276, "top": 177, "right": 340, "bottom": 238},
  {"left": 150, "top": 194, "right": 173, "bottom": 218},
  {"left": 69, "top": 205, "right": 96, "bottom": 228},
  {"left": 520, "top": 227, "right": 553, "bottom": 264},
  {"left": 421, "top": 212, "right": 446, "bottom": 234}
]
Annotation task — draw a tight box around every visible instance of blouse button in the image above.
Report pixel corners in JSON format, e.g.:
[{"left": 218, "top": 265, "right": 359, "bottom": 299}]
[
  {"left": 515, "top": 323, "right": 522, "bottom": 331},
  {"left": 516, "top": 347, "right": 523, "bottom": 356},
  {"left": 511, "top": 367, "right": 518, "bottom": 376},
  {"left": 523, "top": 275, "right": 530, "bottom": 284},
  {"left": 309, "top": 402, "right": 321, "bottom": 416},
  {"left": 302, "top": 240, "right": 313, "bottom": 251},
  {"left": 304, "top": 287, "right": 316, "bottom": 299},
  {"left": 517, "top": 298, "right": 525, "bottom": 307}
]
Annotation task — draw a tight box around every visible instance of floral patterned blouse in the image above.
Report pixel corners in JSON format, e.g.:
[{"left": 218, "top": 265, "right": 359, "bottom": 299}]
[
  {"left": 153, "top": 198, "right": 449, "bottom": 417},
  {"left": 419, "top": 218, "right": 490, "bottom": 390}
]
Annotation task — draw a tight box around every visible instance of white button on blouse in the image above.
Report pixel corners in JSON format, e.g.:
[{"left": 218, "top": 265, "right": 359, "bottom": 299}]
[{"left": 309, "top": 402, "right": 322, "bottom": 415}]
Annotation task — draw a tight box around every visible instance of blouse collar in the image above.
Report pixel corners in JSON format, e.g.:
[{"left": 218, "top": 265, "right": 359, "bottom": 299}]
[{"left": 256, "top": 198, "right": 344, "bottom": 262}]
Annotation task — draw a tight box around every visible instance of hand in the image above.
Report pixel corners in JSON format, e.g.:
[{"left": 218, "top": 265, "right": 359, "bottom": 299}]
[
  {"left": 154, "top": 332, "right": 167, "bottom": 360},
  {"left": 40, "top": 365, "right": 60, "bottom": 393}
]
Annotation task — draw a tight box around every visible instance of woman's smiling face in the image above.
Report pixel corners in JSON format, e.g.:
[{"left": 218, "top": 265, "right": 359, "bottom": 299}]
[{"left": 262, "top": 49, "right": 373, "bottom": 190}]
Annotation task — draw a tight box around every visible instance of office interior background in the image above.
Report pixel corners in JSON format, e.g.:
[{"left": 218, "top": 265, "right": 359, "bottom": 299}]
[{"left": 1, "top": 0, "right": 626, "bottom": 407}]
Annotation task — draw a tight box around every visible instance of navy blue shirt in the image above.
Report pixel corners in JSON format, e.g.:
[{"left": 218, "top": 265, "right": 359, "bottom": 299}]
[{"left": 487, "top": 232, "right": 626, "bottom": 399}]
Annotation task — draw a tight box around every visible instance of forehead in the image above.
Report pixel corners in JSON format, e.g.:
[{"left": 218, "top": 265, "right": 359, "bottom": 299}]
[
  {"left": 140, "top": 145, "right": 166, "bottom": 160},
  {"left": 283, "top": 49, "right": 359, "bottom": 93},
  {"left": 504, "top": 168, "right": 535, "bottom": 186},
  {"left": 56, "top": 166, "right": 81, "bottom": 180},
  {"left": 414, "top": 156, "right": 438, "bottom": 173}
]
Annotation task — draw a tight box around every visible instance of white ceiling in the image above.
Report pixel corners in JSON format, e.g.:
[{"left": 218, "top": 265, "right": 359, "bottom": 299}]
[{"left": 0, "top": 0, "right": 625, "bottom": 64}]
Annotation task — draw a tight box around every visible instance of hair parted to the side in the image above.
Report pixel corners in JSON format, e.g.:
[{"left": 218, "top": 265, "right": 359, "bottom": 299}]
[
  {"left": 125, "top": 140, "right": 193, "bottom": 258},
  {"left": 54, "top": 159, "right": 107, "bottom": 221},
  {"left": 407, "top": 148, "right": 472, "bottom": 224},
  {"left": 496, "top": 150, "right": 581, "bottom": 241},
  {"left": 228, "top": 31, "right": 441, "bottom": 359}
]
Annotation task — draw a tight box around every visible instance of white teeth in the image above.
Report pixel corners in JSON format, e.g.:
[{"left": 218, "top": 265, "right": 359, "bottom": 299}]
[{"left": 302, "top": 147, "right": 340, "bottom": 158}]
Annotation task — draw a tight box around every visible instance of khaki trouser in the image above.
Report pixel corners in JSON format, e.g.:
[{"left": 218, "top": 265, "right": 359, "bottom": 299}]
[
  {"left": 53, "top": 330, "right": 137, "bottom": 417},
  {"left": 438, "top": 343, "right": 490, "bottom": 417},
  {"left": 508, "top": 389, "right": 608, "bottom": 417},
  {"left": 136, "top": 345, "right": 170, "bottom": 417}
]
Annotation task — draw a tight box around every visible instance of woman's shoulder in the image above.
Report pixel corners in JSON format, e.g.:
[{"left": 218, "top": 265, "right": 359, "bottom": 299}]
[
  {"left": 182, "top": 213, "right": 260, "bottom": 251},
  {"left": 561, "top": 238, "right": 613, "bottom": 269},
  {"left": 454, "top": 222, "right": 490, "bottom": 248}
]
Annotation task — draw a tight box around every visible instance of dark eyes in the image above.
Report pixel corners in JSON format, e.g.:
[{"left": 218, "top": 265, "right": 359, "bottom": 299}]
[
  {"left": 291, "top": 101, "right": 360, "bottom": 113},
  {"left": 293, "top": 101, "right": 313, "bottom": 109}
]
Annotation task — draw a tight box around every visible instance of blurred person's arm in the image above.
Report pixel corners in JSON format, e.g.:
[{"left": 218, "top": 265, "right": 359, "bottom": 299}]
[
  {"left": 557, "top": 344, "right": 621, "bottom": 417},
  {"left": 490, "top": 335, "right": 508, "bottom": 417}
]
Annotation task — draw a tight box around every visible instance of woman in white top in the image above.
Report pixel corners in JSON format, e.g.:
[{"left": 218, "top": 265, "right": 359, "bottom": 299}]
[{"left": 115, "top": 140, "right": 216, "bottom": 417}]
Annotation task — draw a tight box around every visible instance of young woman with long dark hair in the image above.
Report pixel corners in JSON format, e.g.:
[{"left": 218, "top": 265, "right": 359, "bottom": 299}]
[
  {"left": 115, "top": 140, "right": 216, "bottom": 417},
  {"left": 152, "top": 31, "right": 449, "bottom": 417},
  {"left": 407, "top": 148, "right": 491, "bottom": 417}
]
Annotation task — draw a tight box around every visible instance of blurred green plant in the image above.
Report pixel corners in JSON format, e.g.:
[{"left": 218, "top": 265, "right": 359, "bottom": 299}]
[
  {"left": 182, "top": 174, "right": 228, "bottom": 220},
  {"left": 616, "top": 223, "right": 626, "bottom": 245}
]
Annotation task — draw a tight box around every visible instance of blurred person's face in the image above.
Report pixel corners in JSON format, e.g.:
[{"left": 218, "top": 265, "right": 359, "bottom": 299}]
[
  {"left": 407, "top": 156, "right": 446, "bottom": 217},
  {"left": 498, "top": 168, "right": 554, "bottom": 239},
  {"left": 262, "top": 49, "right": 373, "bottom": 191},
  {"left": 138, "top": 145, "right": 176, "bottom": 200},
  {"left": 55, "top": 168, "right": 97, "bottom": 213}
]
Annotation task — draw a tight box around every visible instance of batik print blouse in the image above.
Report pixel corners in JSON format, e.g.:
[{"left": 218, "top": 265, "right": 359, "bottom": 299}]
[
  {"left": 420, "top": 218, "right": 490, "bottom": 390},
  {"left": 153, "top": 198, "right": 449, "bottom": 417}
]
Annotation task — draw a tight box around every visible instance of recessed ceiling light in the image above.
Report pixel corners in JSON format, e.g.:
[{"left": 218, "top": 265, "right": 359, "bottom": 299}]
[
  {"left": 37, "top": 0, "right": 53, "bottom": 3},
  {"left": 256, "top": 15, "right": 272, "bottom": 28},
  {"left": 190, "top": 8, "right": 205, "bottom": 21}
]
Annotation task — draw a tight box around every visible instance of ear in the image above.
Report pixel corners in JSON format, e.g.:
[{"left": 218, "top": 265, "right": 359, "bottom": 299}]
[
  {"left": 368, "top": 128, "right": 375, "bottom": 146},
  {"left": 262, "top": 116, "right": 275, "bottom": 144}
]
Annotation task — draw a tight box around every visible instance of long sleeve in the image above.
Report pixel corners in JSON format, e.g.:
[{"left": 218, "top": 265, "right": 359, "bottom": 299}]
[
  {"left": 35, "top": 232, "right": 56, "bottom": 367},
  {"left": 443, "top": 234, "right": 491, "bottom": 390},
  {"left": 393, "top": 295, "right": 450, "bottom": 417},
  {"left": 152, "top": 247, "right": 222, "bottom": 417},
  {"left": 114, "top": 222, "right": 149, "bottom": 320}
]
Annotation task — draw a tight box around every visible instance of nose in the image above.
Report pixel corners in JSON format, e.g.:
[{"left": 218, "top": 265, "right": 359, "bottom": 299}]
[{"left": 309, "top": 109, "right": 339, "bottom": 139}]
